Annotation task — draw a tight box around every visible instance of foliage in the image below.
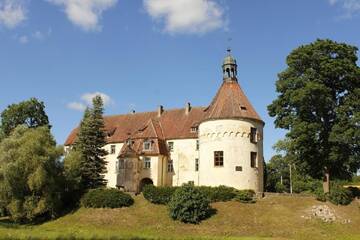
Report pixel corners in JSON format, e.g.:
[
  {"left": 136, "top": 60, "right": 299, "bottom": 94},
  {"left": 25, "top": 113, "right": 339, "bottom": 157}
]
[
  {"left": 268, "top": 39, "right": 360, "bottom": 181},
  {"left": 73, "top": 96, "right": 108, "bottom": 189},
  {"left": 327, "top": 186, "right": 353, "bottom": 205},
  {"left": 266, "top": 155, "right": 290, "bottom": 192},
  {"left": 347, "top": 187, "right": 360, "bottom": 198},
  {"left": 292, "top": 176, "right": 322, "bottom": 194},
  {"left": 0, "top": 126, "right": 63, "bottom": 223},
  {"left": 81, "top": 188, "right": 134, "bottom": 208},
  {"left": 1, "top": 98, "right": 50, "bottom": 136},
  {"left": 197, "top": 185, "right": 236, "bottom": 202},
  {"left": 142, "top": 185, "right": 177, "bottom": 205},
  {"left": 62, "top": 149, "right": 85, "bottom": 207},
  {"left": 234, "top": 190, "right": 256, "bottom": 203},
  {"left": 275, "top": 182, "right": 287, "bottom": 193},
  {"left": 168, "top": 183, "right": 212, "bottom": 224},
  {"left": 315, "top": 188, "right": 328, "bottom": 202}
]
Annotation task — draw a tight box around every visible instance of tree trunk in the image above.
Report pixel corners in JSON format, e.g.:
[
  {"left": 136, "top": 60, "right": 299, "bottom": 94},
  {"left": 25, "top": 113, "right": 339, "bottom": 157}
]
[{"left": 323, "top": 167, "right": 330, "bottom": 193}]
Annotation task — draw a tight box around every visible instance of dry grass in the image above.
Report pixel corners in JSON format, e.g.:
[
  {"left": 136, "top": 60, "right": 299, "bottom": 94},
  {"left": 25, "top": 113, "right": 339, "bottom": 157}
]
[{"left": 0, "top": 195, "right": 359, "bottom": 240}]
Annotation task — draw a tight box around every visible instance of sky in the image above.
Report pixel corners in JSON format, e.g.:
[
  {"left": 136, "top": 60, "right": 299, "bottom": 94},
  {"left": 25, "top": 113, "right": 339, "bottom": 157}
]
[{"left": 0, "top": 0, "right": 359, "bottom": 161}]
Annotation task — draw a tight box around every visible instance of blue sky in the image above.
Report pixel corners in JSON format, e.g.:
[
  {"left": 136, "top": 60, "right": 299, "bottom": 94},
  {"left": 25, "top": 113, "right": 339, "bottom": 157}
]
[{"left": 0, "top": 0, "right": 359, "bottom": 160}]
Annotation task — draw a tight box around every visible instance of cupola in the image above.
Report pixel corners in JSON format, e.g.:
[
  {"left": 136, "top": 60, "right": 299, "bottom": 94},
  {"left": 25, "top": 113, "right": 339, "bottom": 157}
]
[{"left": 222, "top": 48, "right": 237, "bottom": 81}]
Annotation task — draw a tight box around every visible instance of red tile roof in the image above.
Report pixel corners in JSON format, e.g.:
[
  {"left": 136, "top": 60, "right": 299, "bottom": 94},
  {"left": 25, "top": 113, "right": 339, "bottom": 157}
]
[
  {"left": 64, "top": 81, "right": 263, "bottom": 146},
  {"left": 204, "top": 81, "right": 264, "bottom": 124},
  {"left": 64, "top": 107, "right": 206, "bottom": 146}
]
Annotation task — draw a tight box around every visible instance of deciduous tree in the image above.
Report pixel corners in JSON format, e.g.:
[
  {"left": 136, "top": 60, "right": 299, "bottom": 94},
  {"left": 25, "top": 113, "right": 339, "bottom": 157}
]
[
  {"left": 1, "top": 98, "right": 50, "bottom": 136},
  {"left": 268, "top": 39, "right": 360, "bottom": 183}
]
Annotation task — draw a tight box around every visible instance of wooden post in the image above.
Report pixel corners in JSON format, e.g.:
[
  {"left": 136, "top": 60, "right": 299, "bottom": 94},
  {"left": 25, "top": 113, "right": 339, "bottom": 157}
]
[{"left": 323, "top": 167, "right": 330, "bottom": 193}]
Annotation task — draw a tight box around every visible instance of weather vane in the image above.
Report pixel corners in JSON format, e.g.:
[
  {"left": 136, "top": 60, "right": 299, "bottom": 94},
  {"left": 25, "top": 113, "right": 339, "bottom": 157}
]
[{"left": 227, "top": 37, "right": 232, "bottom": 54}]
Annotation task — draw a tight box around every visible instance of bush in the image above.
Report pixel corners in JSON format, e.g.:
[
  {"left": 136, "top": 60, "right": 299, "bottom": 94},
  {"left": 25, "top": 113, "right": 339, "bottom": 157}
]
[
  {"left": 347, "top": 187, "right": 360, "bottom": 198},
  {"left": 168, "top": 183, "right": 212, "bottom": 224},
  {"left": 143, "top": 185, "right": 177, "bottom": 205},
  {"left": 81, "top": 188, "right": 134, "bottom": 208},
  {"left": 315, "top": 188, "right": 327, "bottom": 202},
  {"left": 327, "top": 186, "right": 353, "bottom": 205},
  {"left": 275, "top": 182, "right": 287, "bottom": 193},
  {"left": 234, "top": 190, "right": 256, "bottom": 203},
  {"left": 198, "top": 185, "right": 236, "bottom": 202}
]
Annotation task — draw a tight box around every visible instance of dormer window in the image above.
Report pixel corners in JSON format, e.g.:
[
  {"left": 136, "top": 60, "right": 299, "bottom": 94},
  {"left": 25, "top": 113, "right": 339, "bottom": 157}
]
[
  {"left": 190, "top": 126, "right": 198, "bottom": 133},
  {"left": 143, "top": 139, "right": 153, "bottom": 151}
]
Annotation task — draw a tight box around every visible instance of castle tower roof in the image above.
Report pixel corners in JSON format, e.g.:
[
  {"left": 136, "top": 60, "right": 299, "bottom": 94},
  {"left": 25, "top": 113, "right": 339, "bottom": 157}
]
[{"left": 203, "top": 51, "right": 264, "bottom": 124}]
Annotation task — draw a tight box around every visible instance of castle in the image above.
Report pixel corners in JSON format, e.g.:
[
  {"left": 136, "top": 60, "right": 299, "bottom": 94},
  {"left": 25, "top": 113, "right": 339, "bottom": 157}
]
[{"left": 65, "top": 50, "right": 265, "bottom": 194}]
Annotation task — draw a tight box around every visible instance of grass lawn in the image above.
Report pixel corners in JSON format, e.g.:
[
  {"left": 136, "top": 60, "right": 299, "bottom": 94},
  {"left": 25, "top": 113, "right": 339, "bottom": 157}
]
[{"left": 0, "top": 195, "right": 359, "bottom": 240}]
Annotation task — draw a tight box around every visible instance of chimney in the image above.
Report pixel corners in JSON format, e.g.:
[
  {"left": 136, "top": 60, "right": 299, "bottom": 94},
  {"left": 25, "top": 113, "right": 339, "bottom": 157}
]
[
  {"left": 158, "top": 105, "right": 164, "bottom": 117},
  {"left": 185, "top": 102, "right": 191, "bottom": 115}
]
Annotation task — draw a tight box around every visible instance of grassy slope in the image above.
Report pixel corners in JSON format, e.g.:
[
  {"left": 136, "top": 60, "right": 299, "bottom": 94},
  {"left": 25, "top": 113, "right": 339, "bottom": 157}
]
[{"left": 0, "top": 195, "right": 359, "bottom": 240}]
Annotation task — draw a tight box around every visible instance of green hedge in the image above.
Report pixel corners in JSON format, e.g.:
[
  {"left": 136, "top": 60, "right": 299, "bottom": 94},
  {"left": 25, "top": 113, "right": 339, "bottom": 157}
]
[
  {"left": 81, "top": 188, "right": 134, "bottom": 208},
  {"left": 197, "top": 185, "right": 236, "bottom": 202},
  {"left": 142, "top": 185, "right": 178, "bottom": 204},
  {"left": 234, "top": 190, "right": 256, "bottom": 203},
  {"left": 327, "top": 186, "right": 353, "bottom": 205},
  {"left": 168, "top": 183, "right": 212, "bottom": 224}
]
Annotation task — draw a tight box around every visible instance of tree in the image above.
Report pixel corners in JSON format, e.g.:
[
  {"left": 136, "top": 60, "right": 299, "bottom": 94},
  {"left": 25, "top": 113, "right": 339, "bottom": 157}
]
[
  {"left": 73, "top": 96, "right": 108, "bottom": 189},
  {"left": 1, "top": 98, "right": 50, "bottom": 136},
  {"left": 266, "top": 154, "right": 290, "bottom": 192},
  {"left": 268, "top": 39, "right": 360, "bottom": 184},
  {"left": 0, "top": 126, "right": 63, "bottom": 223}
]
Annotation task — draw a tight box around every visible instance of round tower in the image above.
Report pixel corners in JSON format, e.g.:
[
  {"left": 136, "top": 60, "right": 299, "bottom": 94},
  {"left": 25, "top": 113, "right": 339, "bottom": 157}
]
[{"left": 198, "top": 50, "right": 264, "bottom": 194}]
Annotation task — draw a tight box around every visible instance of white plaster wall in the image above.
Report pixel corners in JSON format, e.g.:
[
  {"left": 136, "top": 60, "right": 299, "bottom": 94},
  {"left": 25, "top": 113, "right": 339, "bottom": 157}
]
[
  {"left": 103, "top": 143, "right": 123, "bottom": 188},
  {"left": 168, "top": 139, "right": 200, "bottom": 186},
  {"left": 198, "top": 119, "right": 264, "bottom": 193}
]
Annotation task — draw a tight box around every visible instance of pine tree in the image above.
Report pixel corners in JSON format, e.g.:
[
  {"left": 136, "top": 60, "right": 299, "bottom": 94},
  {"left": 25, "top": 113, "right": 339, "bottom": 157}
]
[{"left": 75, "top": 96, "right": 108, "bottom": 189}]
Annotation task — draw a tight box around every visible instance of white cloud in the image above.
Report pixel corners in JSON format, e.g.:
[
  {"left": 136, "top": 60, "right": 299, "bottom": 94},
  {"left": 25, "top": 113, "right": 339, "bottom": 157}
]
[
  {"left": 67, "top": 102, "right": 86, "bottom": 111},
  {"left": 68, "top": 92, "right": 113, "bottom": 111},
  {"left": 81, "top": 92, "right": 112, "bottom": 106},
  {"left": 18, "top": 35, "right": 28, "bottom": 44},
  {"left": 47, "top": 0, "right": 117, "bottom": 31},
  {"left": 329, "top": 0, "right": 360, "bottom": 17},
  {"left": 143, "top": 0, "right": 226, "bottom": 34},
  {"left": 0, "top": 0, "right": 27, "bottom": 29}
]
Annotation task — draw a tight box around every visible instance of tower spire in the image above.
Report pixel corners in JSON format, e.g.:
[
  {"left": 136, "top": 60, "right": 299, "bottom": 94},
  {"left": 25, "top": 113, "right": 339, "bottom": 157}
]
[{"left": 222, "top": 48, "right": 237, "bottom": 82}]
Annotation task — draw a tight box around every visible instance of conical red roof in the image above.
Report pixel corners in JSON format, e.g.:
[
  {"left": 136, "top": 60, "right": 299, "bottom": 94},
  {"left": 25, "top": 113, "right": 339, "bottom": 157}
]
[{"left": 203, "top": 81, "right": 263, "bottom": 124}]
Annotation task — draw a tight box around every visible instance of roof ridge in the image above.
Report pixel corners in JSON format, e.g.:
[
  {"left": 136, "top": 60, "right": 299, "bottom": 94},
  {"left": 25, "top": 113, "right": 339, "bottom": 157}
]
[{"left": 104, "top": 106, "right": 206, "bottom": 119}]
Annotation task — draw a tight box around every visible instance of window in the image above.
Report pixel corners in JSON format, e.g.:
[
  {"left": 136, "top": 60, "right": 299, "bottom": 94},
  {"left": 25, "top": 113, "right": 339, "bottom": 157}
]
[
  {"left": 167, "top": 160, "right": 174, "bottom": 172},
  {"left": 143, "top": 140, "right": 153, "bottom": 151},
  {"left": 143, "top": 157, "right": 151, "bottom": 169},
  {"left": 196, "top": 140, "right": 199, "bottom": 151},
  {"left": 168, "top": 141, "right": 174, "bottom": 152},
  {"left": 235, "top": 166, "right": 242, "bottom": 171},
  {"left": 250, "top": 127, "right": 257, "bottom": 143},
  {"left": 110, "top": 145, "right": 116, "bottom": 154},
  {"left": 251, "top": 152, "right": 257, "bottom": 168},
  {"left": 195, "top": 158, "right": 199, "bottom": 171},
  {"left": 214, "top": 151, "right": 224, "bottom": 167},
  {"left": 191, "top": 126, "right": 199, "bottom": 133}
]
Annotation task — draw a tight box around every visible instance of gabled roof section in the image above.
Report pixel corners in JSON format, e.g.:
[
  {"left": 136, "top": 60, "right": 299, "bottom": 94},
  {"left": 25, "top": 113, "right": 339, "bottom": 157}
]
[
  {"left": 203, "top": 81, "right": 263, "bottom": 124},
  {"left": 64, "top": 107, "right": 206, "bottom": 146}
]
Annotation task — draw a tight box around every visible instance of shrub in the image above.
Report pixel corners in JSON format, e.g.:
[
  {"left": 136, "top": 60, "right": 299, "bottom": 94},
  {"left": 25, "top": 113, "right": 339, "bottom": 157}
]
[
  {"left": 315, "top": 188, "right": 327, "bottom": 202},
  {"left": 168, "top": 183, "right": 212, "bottom": 224},
  {"left": 198, "top": 185, "right": 236, "bottom": 202},
  {"left": 347, "top": 187, "right": 360, "bottom": 198},
  {"left": 275, "top": 182, "right": 287, "bottom": 193},
  {"left": 327, "top": 186, "right": 353, "bottom": 205},
  {"left": 234, "top": 190, "right": 256, "bottom": 203},
  {"left": 81, "top": 188, "right": 134, "bottom": 208},
  {"left": 142, "top": 185, "right": 177, "bottom": 205}
]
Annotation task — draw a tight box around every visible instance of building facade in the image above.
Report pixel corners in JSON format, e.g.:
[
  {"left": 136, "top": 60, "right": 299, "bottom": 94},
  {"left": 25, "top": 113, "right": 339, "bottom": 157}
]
[{"left": 65, "top": 51, "right": 265, "bottom": 194}]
